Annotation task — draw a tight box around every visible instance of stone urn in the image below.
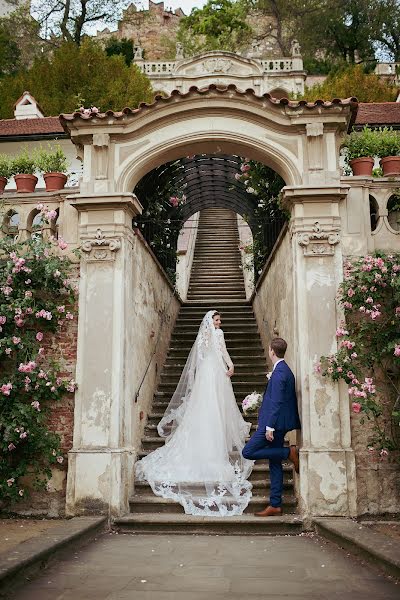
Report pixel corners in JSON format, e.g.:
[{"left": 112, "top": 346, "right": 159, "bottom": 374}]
[
  {"left": 43, "top": 172, "right": 68, "bottom": 192},
  {"left": 380, "top": 156, "right": 400, "bottom": 177},
  {"left": 350, "top": 157, "right": 374, "bottom": 176},
  {"left": 14, "top": 173, "right": 38, "bottom": 193}
]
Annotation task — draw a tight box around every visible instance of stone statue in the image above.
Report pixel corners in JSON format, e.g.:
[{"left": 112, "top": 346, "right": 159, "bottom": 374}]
[
  {"left": 175, "top": 42, "right": 184, "bottom": 60},
  {"left": 290, "top": 39, "right": 301, "bottom": 57},
  {"left": 134, "top": 46, "right": 143, "bottom": 60}
]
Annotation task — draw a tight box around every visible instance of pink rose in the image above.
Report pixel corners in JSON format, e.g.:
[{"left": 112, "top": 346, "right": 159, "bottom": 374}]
[
  {"left": 0, "top": 316, "right": 6, "bottom": 325},
  {"left": 347, "top": 288, "right": 355, "bottom": 297},
  {"left": 31, "top": 400, "right": 40, "bottom": 411},
  {"left": 56, "top": 456, "right": 64, "bottom": 464},
  {"left": 1, "top": 382, "right": 12, "bottom": 396},
  {"left": 7, "top": 478, "right": 14, "bottom": 487},
  {"left": 351, "top": 402, "right": 362, "bottom": 414},
  {"left": 8, "top": 443, "right": 16, "bottom": 451},
  {"left": 36, "top": 332, "right": 44, "bottom": 341},
  {"left": 394, "top": 345, "right": 400, "bottom": 357}
]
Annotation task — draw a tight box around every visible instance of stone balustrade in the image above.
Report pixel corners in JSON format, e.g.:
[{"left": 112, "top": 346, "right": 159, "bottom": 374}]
[{"left": 137, "top": 57, "right": 300, "bottom": 76}]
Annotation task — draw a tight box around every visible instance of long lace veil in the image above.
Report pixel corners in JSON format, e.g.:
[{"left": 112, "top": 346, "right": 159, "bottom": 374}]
[{"left": 158, "top": 310, "right": 224, "bottom": 437}]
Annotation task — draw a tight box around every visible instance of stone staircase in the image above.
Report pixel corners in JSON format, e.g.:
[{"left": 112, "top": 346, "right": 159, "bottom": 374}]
[{"left": 115, "top": 208, "right": 301, "bottom": 534}]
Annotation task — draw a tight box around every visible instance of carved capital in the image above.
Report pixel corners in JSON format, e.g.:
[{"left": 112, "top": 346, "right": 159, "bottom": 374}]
[
  {"left": 93, "top": 133, "right": 110, "bottom": 148},
  {"left": 81, "top": 228, "right": 121, "bottom": 261},
  {"left": 297, "top": 221, "right": 340, "bottom": 256},
  {"left": 306, "top": 122, "right": 323, "bottom": 137}
]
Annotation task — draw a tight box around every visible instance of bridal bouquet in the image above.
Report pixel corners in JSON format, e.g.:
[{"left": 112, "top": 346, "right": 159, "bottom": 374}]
[{"left": 242, "top": 391, "right": 262, "bottom": 415}]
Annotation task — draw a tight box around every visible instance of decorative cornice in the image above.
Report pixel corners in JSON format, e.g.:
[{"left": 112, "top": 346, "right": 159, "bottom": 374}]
[{"left": 59, "top": 84, "right": 358, "bottom": 133}]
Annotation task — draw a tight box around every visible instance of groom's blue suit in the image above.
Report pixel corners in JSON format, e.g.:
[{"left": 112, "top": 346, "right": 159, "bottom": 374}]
[{"left": 242, "top": 360, "right": 301, "bottom": 508}]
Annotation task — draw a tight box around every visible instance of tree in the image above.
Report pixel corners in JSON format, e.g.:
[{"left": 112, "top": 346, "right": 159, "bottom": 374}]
[
  {"left": 299, "top": 65, "right": 396, "bottom": 102},
  {"left": 0, "top": 5, "right": 43, "bottom": 73},
  {"left": 105, "top": 37, "right": 134, "bottom": 66},
  {"left": 31, "top": 0, "right": 128, "bottom": 45},
  {"left": 177, "top": 0, "right": 252, "bottom": 55},
  {"left": 0, "top": 38, "right": 154, "bottom": 118},
  {"left": 374, "top": 0, "right": 400, "bottom": 61}
]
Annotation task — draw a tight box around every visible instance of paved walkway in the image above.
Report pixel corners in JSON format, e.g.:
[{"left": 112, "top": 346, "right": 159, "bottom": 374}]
[{"left": 10, "top": 533, "right": 399, "bottom": 600}]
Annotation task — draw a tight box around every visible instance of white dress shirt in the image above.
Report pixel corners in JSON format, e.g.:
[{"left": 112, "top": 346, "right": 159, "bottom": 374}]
[{"left": 266, "top": 359, "right": 285, "bottom": 433}]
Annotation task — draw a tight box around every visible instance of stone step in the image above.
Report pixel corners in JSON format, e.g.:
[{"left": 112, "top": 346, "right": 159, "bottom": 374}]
[
  {"left": 166, "top": 351, "right": 265, "bottom": 360},
  {"left": 113, "top": 513, "right": 303, "bottom": 535},
  {"left": 128, "top": 495, "right": 297, "bottom": 514},
  {"left": 133, "top": 479, "right": 294, "bottom": 496}
]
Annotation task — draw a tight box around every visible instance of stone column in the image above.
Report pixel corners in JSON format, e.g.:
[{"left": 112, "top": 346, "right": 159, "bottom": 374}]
[
  {"left": 284, "top": 186, "right": 358, "bottom": 519},
  {"left": 66, "top": 194, "right": 142, "bottom": 517}
]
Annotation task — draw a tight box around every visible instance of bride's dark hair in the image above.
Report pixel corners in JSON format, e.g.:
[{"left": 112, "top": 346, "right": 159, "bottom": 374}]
[{"left": 212, "top": 310, "right": 221, "bottom": 317}]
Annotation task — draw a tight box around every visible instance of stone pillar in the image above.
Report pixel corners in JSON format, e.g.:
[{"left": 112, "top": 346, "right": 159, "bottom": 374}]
[
  {"left": 66, "top": 194, "right": 142, "bottom": 517},
  {"left": 284, "top": 186, "right": 358, "bottom": 519}
]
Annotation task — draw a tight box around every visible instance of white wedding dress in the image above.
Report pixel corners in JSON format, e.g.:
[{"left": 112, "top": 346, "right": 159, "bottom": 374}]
[{"left": 135, "top": 310, "right": 254, "bottom": 516}]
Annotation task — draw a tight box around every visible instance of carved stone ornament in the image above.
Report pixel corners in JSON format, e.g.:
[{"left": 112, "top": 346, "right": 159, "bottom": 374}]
[
  {"left": 81, "top": 228, "right": 121, "bottom": 260},
  {"left": 202, "top": 58, "right": 233, "bottom": 73},
  {"left": 297, "top": 221, "right": 340, "bottom": 256}
]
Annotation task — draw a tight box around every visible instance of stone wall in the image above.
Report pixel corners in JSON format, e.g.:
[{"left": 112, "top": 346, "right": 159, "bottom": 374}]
[
  {"left": 252, "top": 226, "right": 294, "bottom": 368},
  {"left": 11, "top": 269, "right": 79, "bottom": 517},
  {"left": 129, "top": 229, "right": 181, "bottom": 459}
]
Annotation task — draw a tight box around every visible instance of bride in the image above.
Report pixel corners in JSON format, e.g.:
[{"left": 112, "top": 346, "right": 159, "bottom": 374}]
[{"left": 135, "top": 310, "right": 254, "bottom": 516}]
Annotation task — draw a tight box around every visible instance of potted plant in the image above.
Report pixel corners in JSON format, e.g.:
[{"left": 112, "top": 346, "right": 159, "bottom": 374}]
[
  {"left": 36, "top": 145, "right": 69, "bottom": 191},
  {"left": 375, "top": 127, "right": 400, "bottom": 176},
  {"left": 344, "top": 127, "right": 377, "bottom": 176},
  {"left": 0, "top": 154, "right": 11, "bottom": 194},
  {"left": 11, "top": 149, "right": 38, "bottom": 193}
]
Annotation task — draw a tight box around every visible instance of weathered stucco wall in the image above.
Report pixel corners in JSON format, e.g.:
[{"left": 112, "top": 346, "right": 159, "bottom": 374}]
[
  {"left": 129, "top": 230, "right": 181, "bottom": 462},
  {"left": 252, "top": 227, "right": 295, "bottom": 368}
]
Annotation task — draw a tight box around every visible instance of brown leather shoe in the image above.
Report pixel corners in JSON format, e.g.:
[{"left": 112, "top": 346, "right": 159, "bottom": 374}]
[
  {"left": 288, "top": 445, "right": 300, "bottom": 474},
  {"left": 254, "top": 505, "right": 282, "bottom": 517}
]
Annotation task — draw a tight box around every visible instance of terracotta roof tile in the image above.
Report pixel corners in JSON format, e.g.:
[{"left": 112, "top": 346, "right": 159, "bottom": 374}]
[
  {"left": 354, "top": 102, "right": 400, "bottom": 126},
  {"left": 0, "top": 116, "right": 64, "bottom": 137},
  {"left": 60, "top": 84, "right": 358, "bottom": 130}
]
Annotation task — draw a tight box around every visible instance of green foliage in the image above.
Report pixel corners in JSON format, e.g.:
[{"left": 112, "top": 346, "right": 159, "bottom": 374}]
[
  {"left": 344, "top": 126, "right": 378, "bottom": 161},
  {"left": 177, "top": 0, "right": 252, "bottom": 55},
  {"left": 235, "top": 160, "right": 287, "bottom": 276},
  {"left": 0, "top": 22, "right": 20, "bottom": 77},
  {"left": 300, "top": 65, "right": 396, "bottom": 102},
  {"left": 318, "top": 252, "right": 400, "bottom": 454},
  {"left": 0, "top": 38, "right": 154, "bottom": 119},
  {"left": 105, "top": 37, "right": 135, "bottom": 66},
  {"left": 10, "top": 150, "right": 37, "bottom": 176},
  {"left": 0, "top": 225, "right": 77, "bottom": 505},
  {"left": 35, "top": 145, "right": 68, "bottom": 174},
  {"left": 0, "top": 155, "right": 12, "bottom": 180},
  {"left": 375, "top": 127, "right": 400, "bottom": 158}
]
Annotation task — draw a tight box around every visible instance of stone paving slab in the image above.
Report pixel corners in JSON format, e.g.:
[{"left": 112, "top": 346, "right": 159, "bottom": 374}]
[
  {"left": 0, "top": 516, "right": 107, "bottom": 598},
  {"left": 7, "top": 532, "right": 400, "bottom": 600},
  {"left": 314, "top": 518, "right": 400, "bottom": 579}
]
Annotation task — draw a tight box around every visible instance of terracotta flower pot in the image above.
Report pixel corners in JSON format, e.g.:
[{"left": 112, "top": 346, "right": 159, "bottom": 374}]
[
  {"left": 349, "top": 157, "right": 374, "bottom": 176},
  {"left": 43, "top": 172, "right": 68, "bottom": 192},
  {"left": 14, "top": 173, "right": 38, "bottom": 193},
  {"left": 380, "top": 156, "right": 400, "bottom": 177},
  {"left": 0, "top": 176, "right": 7, "bottom": 194}
]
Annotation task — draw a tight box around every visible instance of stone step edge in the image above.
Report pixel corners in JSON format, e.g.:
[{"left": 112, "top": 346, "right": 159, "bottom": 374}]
[
  {"left": 313, "top": 518, "right": 400, "bottom": 580},
  {"left": 129, "top": 495, "right": 297, "bottom": 505},
  {"left": 0, "top": 517, "right": 107, "bottom": 596}
]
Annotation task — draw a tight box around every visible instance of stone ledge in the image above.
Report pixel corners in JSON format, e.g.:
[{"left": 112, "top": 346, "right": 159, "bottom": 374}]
[
  {"left": 313, "top": 518, "right": 400, "bottom": 579},
  {"left": 0, "top": 516, "right": 107, "bottom": 597}
]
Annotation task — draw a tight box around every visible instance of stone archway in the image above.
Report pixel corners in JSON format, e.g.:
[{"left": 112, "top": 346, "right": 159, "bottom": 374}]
[{"left": 62, "top": 85, "right": 358, "bottom": 519}]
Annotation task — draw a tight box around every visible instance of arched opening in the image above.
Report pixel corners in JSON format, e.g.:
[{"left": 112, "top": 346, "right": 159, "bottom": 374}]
[
  {"left": 2, "top": 210, "right": 20, "bottom": 242},
  {"left": 133, "top": 153, "right": 287, "bottom": 287},
  {"left": 369, "top": 195, "right": 379, "bottom": 232},
  {"left": 387, "top": 194, "right": 400, "bottom": 232}
]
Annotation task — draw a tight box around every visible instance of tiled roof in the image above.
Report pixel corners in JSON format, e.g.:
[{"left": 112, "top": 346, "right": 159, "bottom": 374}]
[
  {"left": 354, "top": 102, "right": 400, "bottom": 126},
  {"left": 60, "top": 84, "right": 358, "bottom": 129},
  {"left": 0, "top": 116, "right": 65, "bottom": 137}
]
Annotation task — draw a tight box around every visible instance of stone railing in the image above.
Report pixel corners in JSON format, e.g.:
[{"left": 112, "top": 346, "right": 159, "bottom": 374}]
[
  {"left": 260, "top": 59, "right": 293, "bottom": 72},
  {"left": 0, "top": 189, "right": 79, "bottom": 254},
  {"left": 137, "top": 56, "right": 303, "bottom": 76},
  {"left": 139, "top": 62, "right": 176, "bottom": 74}
]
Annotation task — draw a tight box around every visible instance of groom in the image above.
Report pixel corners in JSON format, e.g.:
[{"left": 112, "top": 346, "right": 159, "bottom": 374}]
[{"left": 242, "top": 337, "right": 301, "bottom": 516}]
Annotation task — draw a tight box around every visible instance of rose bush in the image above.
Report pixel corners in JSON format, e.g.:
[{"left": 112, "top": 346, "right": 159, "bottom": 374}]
[
  {"left": 0, "top": 206, "right": 77, "bottom": 505},
  {"left": 316, "top": 252, "right": 400, "bottom": 456}
]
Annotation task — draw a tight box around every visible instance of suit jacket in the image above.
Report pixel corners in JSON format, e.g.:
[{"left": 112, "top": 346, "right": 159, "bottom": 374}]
[{"left": 258, "top": 360, "right": 301, "bottom": 432}]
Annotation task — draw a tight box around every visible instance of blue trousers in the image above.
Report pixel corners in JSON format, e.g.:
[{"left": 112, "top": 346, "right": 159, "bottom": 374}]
[{"left": 242, "top": 429, "right": 289, "bottom": 508}]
